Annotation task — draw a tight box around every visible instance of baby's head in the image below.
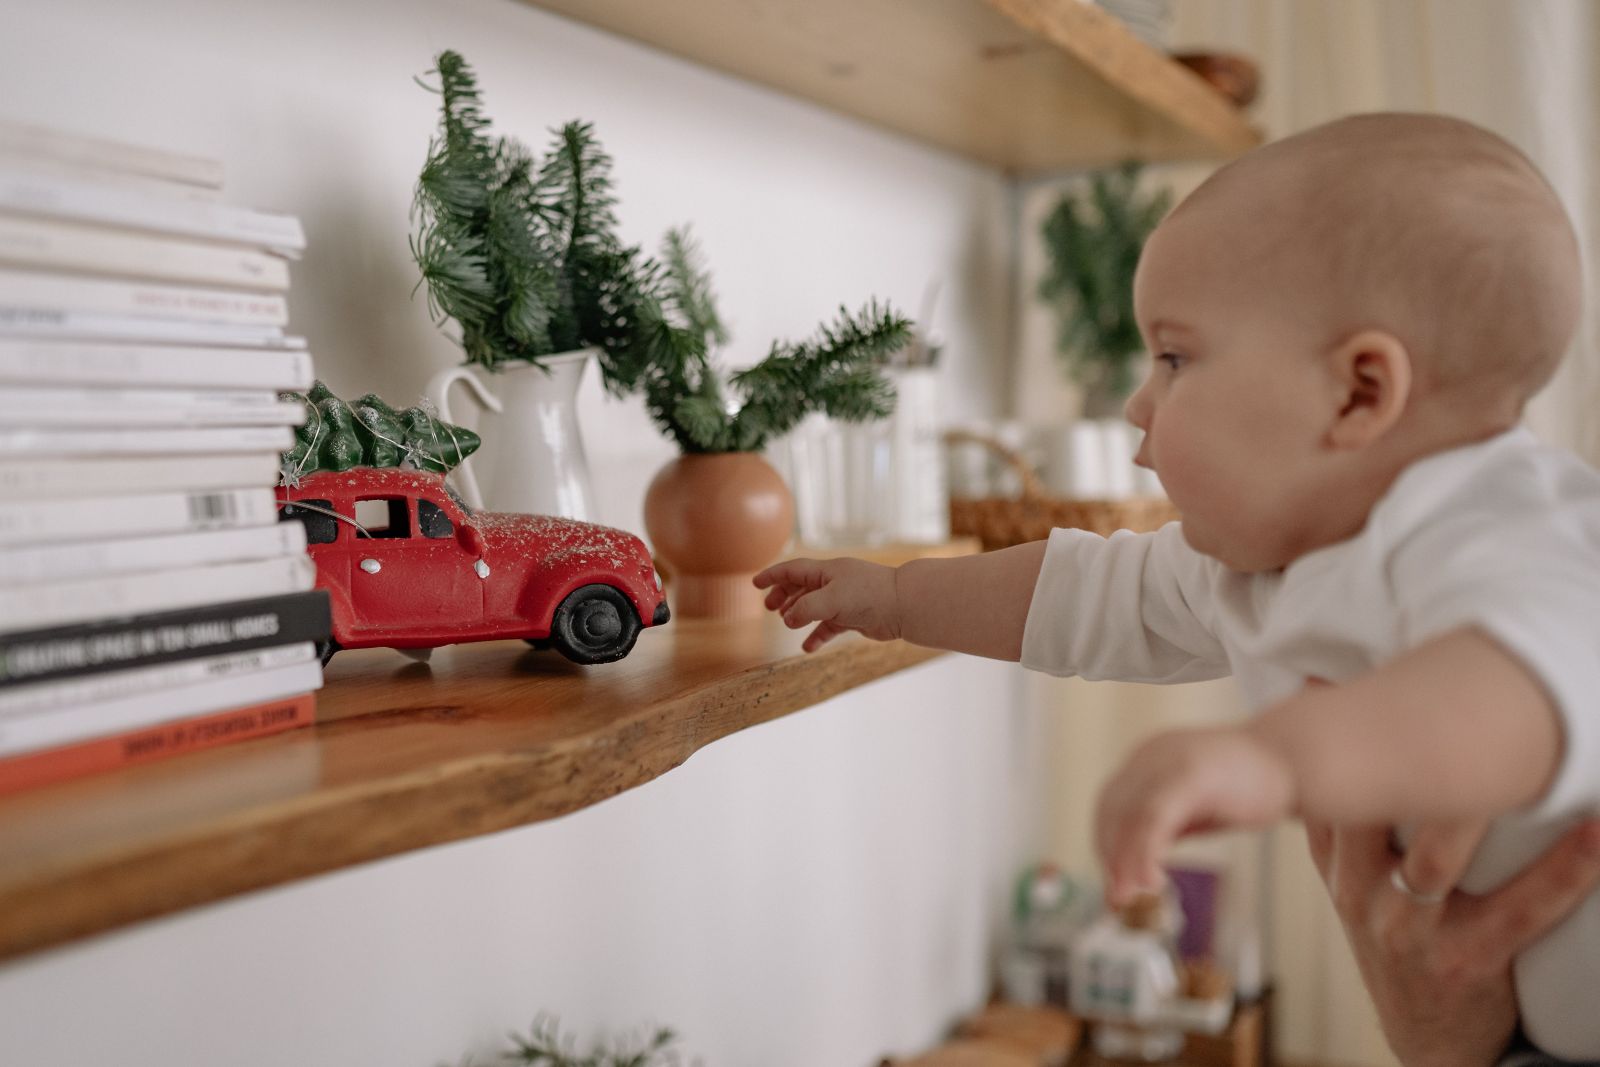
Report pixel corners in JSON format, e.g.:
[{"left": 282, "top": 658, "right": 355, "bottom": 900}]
[{"left": 1126, "top": 112, "right": 1581, "bottom": 572}]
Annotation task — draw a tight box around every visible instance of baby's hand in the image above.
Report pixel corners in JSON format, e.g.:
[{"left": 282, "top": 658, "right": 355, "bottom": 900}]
[
  {"left": 752, "top": 558, "right": 901, "bottom": 652},
  {"left": 1095, "top": 725, "right": 1295, "bottom": 907}
]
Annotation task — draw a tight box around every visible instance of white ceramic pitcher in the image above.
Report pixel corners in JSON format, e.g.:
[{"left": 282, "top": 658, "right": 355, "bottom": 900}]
[{"left": 424, "top": 348, "right": 597, "bottom": 521}]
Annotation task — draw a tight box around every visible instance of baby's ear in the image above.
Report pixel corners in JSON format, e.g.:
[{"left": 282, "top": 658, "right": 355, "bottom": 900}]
[{"left": 1325, "top": 329, "right": 1412, "bottom": 449}]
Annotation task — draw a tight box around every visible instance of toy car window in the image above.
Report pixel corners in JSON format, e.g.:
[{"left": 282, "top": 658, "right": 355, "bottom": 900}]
[
  {"left": 443, "top": 482, "right": 474, "bottom": 516},
  {"left": 418, "top": 498, "right": 453, "bottom": 539},
  {"left": 354, "top": 497, "right": 411, "bottom": 539},
  {"left": 279, "top": 499, "right": 337, "bottom": 545}
]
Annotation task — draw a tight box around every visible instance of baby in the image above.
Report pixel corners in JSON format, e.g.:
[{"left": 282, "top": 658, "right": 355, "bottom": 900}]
[{"left": 754, "top": 113, "right": 1600, "bottom": 1061}]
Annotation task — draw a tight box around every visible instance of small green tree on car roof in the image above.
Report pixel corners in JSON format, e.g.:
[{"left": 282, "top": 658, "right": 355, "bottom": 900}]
[{"left": 278, "top": 381, "right": 480, "bottom": 485}]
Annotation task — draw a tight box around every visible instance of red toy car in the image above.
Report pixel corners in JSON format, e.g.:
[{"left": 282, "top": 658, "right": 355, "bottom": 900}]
[{"left": 275, "top": 467, "right": 668, "bottom": 665}]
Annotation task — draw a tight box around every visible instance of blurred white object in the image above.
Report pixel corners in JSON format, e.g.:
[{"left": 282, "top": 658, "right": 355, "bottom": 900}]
[
  {"left": 1070, "top": 904, "right": 1185, "bottom": 1061},
  {"left": 1044, "top": 420, "right": 1109, "bottom": 497},
  {"left": 1093, "top": 0, "right": 1174, "bottom": 48},
  {"left": 945, "top": 421, "right": 992, "bottom": 500},
  {"left": 784, "top": 413, "right": 893, "bottom": 546},
  {"left": 424, "top": 348, "right": 597, "bottom": 521},
  {"left": 1100, "top": 419, "right": 1138, "bottom": 498},
  {"left": 988, "top": 420, "right": 1031, "bottom": 498},
  {"left": 999, "top": 946, "right": 1050, "bottom": 1007},
  {"left": 886, "top": 366, "right": 949, "bottom": 542}
]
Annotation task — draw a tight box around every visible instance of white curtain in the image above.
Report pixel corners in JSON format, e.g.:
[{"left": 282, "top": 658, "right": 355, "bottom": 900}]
[{"left": 1023, "top": 3, "right": 1600, "bottom": 1065}]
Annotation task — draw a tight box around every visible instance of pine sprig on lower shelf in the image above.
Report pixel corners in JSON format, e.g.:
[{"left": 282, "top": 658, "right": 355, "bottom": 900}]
[{"left": 456, "top": 1015, "right": 692, "bottom": 1067}]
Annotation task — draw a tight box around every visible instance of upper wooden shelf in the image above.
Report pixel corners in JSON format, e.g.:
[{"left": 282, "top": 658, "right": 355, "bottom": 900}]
[
  {"left": 0, "top": 616, "right": 942, "bottom": 963},
  {"left": 520, "top": 0, "right": 1262, "bottom": 173}
]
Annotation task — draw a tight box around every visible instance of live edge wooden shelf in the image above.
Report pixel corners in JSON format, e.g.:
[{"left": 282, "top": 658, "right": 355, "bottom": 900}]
[
  {"left": 0, "top": 614, "right": 945, "bottom": 964},
  {"left": 520, "top": 0, "right": 1261, "bottom": 173}
]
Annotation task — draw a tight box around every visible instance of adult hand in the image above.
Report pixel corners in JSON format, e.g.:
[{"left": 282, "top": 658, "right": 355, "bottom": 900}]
[{"left": 1306, "top": 817, "right": 1600, "bottom": 1067}]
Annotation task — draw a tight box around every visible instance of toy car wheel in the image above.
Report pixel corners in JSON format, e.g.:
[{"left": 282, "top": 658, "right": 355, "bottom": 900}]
[
  {"left": 317, "top": 639, "right": 341, "bottom": 667},
  {"left": 549, "top": 584, "right": 641, "bottom": 665}
]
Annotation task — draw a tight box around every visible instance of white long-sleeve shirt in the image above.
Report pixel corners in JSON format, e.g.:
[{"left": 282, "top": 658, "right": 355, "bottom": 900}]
[{"left": 1020, "top": 427, "right": 1600, "bottom": 1061}]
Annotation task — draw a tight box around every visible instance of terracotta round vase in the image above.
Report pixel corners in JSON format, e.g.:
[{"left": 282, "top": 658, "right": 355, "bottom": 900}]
[{"left": 644, "top": 452, "right": 796, "bottom": 620}]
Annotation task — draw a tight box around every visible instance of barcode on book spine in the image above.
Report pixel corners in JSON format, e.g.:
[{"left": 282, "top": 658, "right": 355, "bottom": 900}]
[{"left": 187, "top": 493, "right": 238, "bottom": 523}]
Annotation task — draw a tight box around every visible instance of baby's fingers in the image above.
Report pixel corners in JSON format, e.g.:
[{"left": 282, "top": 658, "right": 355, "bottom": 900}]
[
  {"left": 753, "top": 559, "right": 824, "bottom": 592},
  {"left": 803, "top": 620, "right": 846, "bottom": 653},
  {"left": 1101, "top": 808, "right": 1180, "bottom": 907},
  {"left": 781, "top": 585, "right": 840, "bottom": 630}
]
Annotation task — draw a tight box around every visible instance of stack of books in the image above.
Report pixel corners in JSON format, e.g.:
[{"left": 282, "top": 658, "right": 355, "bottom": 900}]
[{"left": 0, "top": 118, "right": 330, "bottom": 795}]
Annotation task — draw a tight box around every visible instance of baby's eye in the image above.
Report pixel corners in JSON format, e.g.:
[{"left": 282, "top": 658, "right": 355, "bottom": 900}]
[{"left": 1157, "top": 352, "right": 1186, "bottom": 372}]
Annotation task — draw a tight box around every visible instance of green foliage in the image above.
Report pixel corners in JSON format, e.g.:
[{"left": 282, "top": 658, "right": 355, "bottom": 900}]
[
  {"left": 278, "top": 381, "right": 480, "bottom": 484},
  {"left": 627, "top": 229, "right": 911, "bottom": 453},
  {"left": 1038, "top": 161, "right": 1172, "bottom": 409},
  {"left": 413, "top": 50, "right": 637, "bottom": 371},
  {"left": 660, "top": 227, "right": 728, "bottom": 353},
  {"left": 455, "top": 1016, "right": 690, "bottom": 1067},
  {"left": 410, "top": 50, "right": 909, "bottom": 454}
]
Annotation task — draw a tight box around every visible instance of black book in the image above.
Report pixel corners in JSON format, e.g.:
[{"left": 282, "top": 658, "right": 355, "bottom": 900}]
[{"left": 0, "top": 589, "right": 331, "bottom": 689}]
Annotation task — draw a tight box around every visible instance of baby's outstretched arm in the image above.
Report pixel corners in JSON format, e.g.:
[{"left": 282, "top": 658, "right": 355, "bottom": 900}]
[
  {"left": 1096, "top": 627, "right": 1563, "bottom": 904},
  {"left": 754, "top": 541, "right": 1049, "bottom": 658}
]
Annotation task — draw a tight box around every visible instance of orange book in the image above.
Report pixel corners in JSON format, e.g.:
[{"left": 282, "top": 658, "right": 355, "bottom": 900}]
[{"left": 0, "top": 691, "right": 315, "bottom": 795}]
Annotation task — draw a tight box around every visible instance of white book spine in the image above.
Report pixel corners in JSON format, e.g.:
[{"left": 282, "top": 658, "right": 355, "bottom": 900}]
[
  {"left": 0, "top": 452, "right": 283, "bottom": 501},
  {"left": 0, "top": 158, "right": 223, "bottom": 204},
  {"left": 0, "top": 642, "right": 314, "bottom": 718},
  {"left": 0, "top": 338, "right": 312, "bottom": 388},
  {"left": 0, "top": 168, "right": 304, "bottom": 252},
  {"left": 0, "top": 306, "right": 287, "bottom": 347},
  {"left": 0, "top": 269, "right": 287, "bottom": 327},
  {"left": 0, "top": 387, "right": 306, "bottom": 428},
  {"left": 0, "top": 425, "right": 295, "bottom": 456},
  {"left": 0, "top": 487, "right": 279, "bottom": 546},
  {"left": 0, "top": 119, "right": 223, "bottom": 189},
  {"left": 0, "top": 657, "right": 323, "bottom": 757},
  {"left": 0, "top": 215, "right": 289, "bottom": 292},
  {"left": 0, "top": 521, "right": 306, "bottom": 587},
  {"left": 0, "top": 553, "right": 317, "bottom": 633}
]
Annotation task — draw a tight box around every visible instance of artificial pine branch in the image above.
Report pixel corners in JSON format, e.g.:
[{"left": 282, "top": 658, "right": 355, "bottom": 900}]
[
  {"left": 410, "top": 50, "right": 907, "bottom": 456},
  {"left": 726, "top": 300, "right": 908, "bottom": 450},
  {"left": 497, "top": 1016, "right": 687, "bottom": 1067},
  {"left": 608, "top": 230, "right": 910, "bottom": 454},
  {"left": 414, "top": 53, "right": 609, "bottom": 370},
  {"left": 661, "top": 227, "right": 728, "bottom": 351}
]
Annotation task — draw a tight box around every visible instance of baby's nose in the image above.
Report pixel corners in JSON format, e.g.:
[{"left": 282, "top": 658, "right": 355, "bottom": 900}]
[{"left": 1123, "top": 380, "right": 1153, "bottom": 431}]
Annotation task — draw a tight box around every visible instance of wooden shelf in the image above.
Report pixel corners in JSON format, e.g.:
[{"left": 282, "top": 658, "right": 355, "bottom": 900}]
[
  {"left": 794, "top": 536, "right": 983, "bottom": 567},
  {"left": 0, "top": 617, "right": 943, "bottom": 963},
  {"left": 520, "top": 0, "right": 1261, "bottom": 173}
]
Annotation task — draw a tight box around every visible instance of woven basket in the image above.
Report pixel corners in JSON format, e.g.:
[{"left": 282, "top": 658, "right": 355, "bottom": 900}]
[{"left": 946, "top": 429, "right": 1179, "bottom": 550}]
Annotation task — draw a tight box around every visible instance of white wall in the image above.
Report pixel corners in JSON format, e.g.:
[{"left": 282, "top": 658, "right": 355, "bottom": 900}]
[
  {"left": 0, "top": 1, "right": 1035, "bottom": 1063},
  {"left": 0, "top": 657, "right": 1034, "bottom": 1066},
  {"left": 2, "top": 0, "right": 1013, "bottom": 534}
]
